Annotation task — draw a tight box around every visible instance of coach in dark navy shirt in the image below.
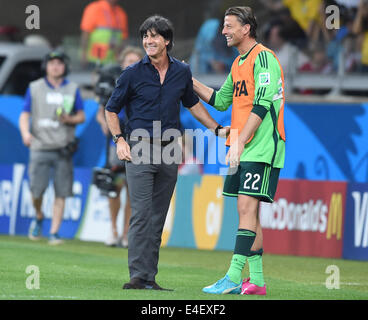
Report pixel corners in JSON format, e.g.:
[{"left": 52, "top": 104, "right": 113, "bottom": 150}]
[
  {"left": 106, "top": 54, "right": 199, "bottom": 137},
  {"left": 105, "top": 15, "right": 228, "bottom": 291}
]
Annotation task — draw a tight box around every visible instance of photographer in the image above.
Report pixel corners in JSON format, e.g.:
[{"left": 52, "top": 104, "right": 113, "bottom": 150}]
[
  {"left": 95, "top": 46, "right": 144, "bottom": 247},
  {"left": 19, "top": 51, "right": 85, "bottom": 245}
]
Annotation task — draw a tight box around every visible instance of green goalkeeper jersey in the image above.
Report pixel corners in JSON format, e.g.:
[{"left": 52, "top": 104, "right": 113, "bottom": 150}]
[{"left": 209, "top": 44, "right": 286, "bottom": 168}]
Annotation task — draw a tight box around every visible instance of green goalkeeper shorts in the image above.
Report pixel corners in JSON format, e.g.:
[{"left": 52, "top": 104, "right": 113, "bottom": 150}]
[{"left": 223, "top": 161, "right": 280, "bottom": 203}]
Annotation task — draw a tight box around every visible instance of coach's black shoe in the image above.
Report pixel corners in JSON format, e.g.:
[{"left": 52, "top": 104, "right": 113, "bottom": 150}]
[
  {"left": 122, "top": 278, "right": 147, "bottom": 289},
  {"left": 145, "top": 281, "right": 174, "bottom": 291}
]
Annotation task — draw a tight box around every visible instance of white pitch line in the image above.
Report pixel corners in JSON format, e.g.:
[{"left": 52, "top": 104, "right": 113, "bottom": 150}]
[{"left": 308, "top": 282, "right": 366, "bottom": 286}]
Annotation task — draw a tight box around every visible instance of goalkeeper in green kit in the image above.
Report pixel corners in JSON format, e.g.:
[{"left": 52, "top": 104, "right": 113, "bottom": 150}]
[{"left": 193, "top": 6, "right": 286, "bottom": 295}]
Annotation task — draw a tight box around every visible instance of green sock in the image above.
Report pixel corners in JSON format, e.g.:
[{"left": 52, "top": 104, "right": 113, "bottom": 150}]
[
  {"left": 226, "top": 254, "right": 247, "bottom": 284},
  {"left": 248, "top": 250, "right": 264, "bottom": 287},
  {"left": 226, "top": 229, "right": 256, "bottom": 284}
]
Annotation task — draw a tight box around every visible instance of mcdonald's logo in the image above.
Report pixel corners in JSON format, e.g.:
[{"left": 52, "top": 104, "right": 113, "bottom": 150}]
[{"left": 326, "top": 192, "right": 343, "bottom": 240}]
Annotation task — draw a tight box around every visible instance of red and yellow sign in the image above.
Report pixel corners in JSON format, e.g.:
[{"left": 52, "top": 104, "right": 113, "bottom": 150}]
[{"left": 260, "top": 180, "right": 347, "bottom": 258}]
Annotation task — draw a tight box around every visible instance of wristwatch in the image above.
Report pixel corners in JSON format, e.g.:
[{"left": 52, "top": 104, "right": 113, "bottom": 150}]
[
  {"left": 112, "top": 134, "right": 124, "bottom": 144},
  {"left": 215, "top": 124, "right": 223, "bottom": 136}
]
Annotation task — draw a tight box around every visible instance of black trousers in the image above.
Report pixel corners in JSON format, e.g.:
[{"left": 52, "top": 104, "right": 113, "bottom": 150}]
[{"left": 125, "top": 139, "right": 180, "bottom": 281}]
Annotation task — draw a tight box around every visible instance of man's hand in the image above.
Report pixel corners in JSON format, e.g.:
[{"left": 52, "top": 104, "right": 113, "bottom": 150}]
[
  {"left": 22, "top": 131, "right": 33, "bottom": 147},
  {"left": 116, "top": 138, "right": 132, "bottom": 161},
  {"left": 59, "top": 110, "right": 85, "bottom": 125},
  {"left": 225, "top": 138, "right": 244, "bottom": 168},
  {"left": 217, "top": 126, "right": 230, "bottom": 139},
  {"left": 225, "top": 112, "right": 263, "bottom": 167},
  {"left": 59, "top": 113, "right": 73, "bottom": 125}
]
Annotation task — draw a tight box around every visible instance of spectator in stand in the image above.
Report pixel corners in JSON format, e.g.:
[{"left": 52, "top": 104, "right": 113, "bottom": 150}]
[
  {"left": 189, "top": 13, "right": 237, "bottom": 74},
  {"left": 282, "top": 0, "right": 324, "bottom": 44},
  {"left": 325, "top": 4, "right": 356, "bottom": 72},
  {"left": 265, "top": 20, "right": 309, "bottom": 73},
  {"left": 298, "top": 45, "right": 333, "bottom": 94},
  {"left": 353, "top": 0, "right": 368, "bottom": 72},
  {"left": 276, "top": 7, "right": 309, "bottom": 49},
  {"left": 259, "top": 0, "right": 310, "bottom": 49},
  {"left": 342, "top": 34, "right": 361, "bottom": 72},
  {"left": 80, "top": 0, "right": 129, "bottom": 68},
  {"left": 299, "top": 46, "right": 333, "bottom": 74}
]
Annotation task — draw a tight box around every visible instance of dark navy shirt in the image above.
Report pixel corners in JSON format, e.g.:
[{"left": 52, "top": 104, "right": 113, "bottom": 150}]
[{"left": 105, "top": 55, "right": 199, "bottom": 137}]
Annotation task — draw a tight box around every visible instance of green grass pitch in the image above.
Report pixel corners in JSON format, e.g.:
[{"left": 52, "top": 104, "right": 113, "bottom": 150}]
[{"left": 0, "top": 235, "right": 367, "bottom": 300}]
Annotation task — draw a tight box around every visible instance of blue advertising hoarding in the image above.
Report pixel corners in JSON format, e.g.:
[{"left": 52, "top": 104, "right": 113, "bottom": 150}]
[
  {"left": 1, "top": 95, "right": 368, "bottom": 260},
  {"left": 343, "top": 182, "right": 368, "bottom": 260},
  {"left": 0, "top": 164, "right": 92, "bottom": 239}
]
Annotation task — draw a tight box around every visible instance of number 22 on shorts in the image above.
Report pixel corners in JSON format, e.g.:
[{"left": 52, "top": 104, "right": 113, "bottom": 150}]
[{"left": 243, "top": 172, "right": 260, "bottom": 191}]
